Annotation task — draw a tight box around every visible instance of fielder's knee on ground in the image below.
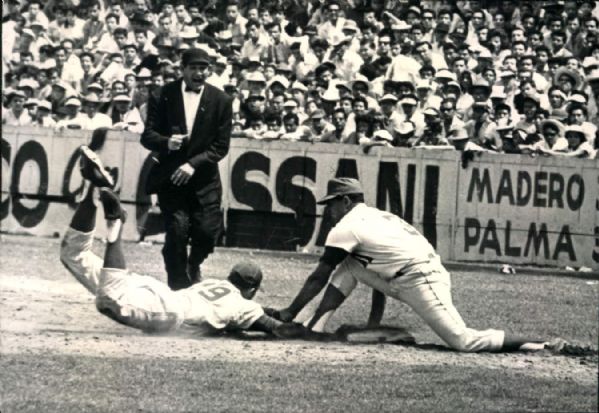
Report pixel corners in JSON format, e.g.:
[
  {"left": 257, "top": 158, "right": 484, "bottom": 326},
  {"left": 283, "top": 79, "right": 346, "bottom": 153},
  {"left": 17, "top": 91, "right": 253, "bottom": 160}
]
[
  {"left": 60, "top": 228, "right": 103, "bottom": 294},
  {"left": 95, "top": 268, "right": 184, "bottom": 333}
]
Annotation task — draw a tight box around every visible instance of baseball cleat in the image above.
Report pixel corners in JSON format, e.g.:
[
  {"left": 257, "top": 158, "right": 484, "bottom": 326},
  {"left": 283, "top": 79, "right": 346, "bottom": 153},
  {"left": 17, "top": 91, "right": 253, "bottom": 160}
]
[
  {"left": 79, "top": 146, "right": 115, "bottom": 188},
  {"left": 99, "top": 188, "right": 127, "bottom": 222}
]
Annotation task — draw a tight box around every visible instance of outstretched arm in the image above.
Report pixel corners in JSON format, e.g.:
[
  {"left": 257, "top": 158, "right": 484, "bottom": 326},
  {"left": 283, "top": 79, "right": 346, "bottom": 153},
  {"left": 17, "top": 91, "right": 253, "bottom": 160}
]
[
  {"left": 281, "top": 247, "right": 348, "bottom": 321},
  {"left": 248, "top": 314, "right": 284, "bottom": 333}
]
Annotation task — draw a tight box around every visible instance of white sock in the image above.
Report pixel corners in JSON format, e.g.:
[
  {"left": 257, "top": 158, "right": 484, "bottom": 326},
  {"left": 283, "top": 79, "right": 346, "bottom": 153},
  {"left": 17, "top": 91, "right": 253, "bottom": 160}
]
[{"left": 106, "top": 219, "right": 122, "bottom": 243}]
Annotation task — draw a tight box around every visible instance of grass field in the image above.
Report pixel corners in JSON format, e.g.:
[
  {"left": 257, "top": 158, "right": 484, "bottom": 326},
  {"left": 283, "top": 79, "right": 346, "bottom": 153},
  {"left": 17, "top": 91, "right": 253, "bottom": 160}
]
[{"left": 1, "top": 234, "right": 598, "bottom": 413}]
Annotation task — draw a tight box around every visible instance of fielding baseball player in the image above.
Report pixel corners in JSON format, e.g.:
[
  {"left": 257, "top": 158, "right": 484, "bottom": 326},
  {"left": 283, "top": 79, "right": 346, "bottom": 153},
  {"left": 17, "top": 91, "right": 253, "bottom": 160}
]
[
  {"left": 60, "top": 146, "right": 288, "bottom": 335},
  {"left": 270, "top": 177, "right": 569, "bottom": 352}
]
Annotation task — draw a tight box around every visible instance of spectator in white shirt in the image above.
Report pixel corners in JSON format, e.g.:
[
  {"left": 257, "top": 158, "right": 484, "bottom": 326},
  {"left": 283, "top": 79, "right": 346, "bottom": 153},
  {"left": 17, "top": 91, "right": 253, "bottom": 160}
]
[{"left": 2, "top": 90, "right": 32, "bottom": 126}]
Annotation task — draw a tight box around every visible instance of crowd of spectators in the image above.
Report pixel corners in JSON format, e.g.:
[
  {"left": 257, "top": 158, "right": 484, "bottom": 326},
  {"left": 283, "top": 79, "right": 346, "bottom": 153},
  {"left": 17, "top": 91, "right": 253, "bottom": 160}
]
[{"left": 2, "top": 0, "right": 599, "bottom": 158}]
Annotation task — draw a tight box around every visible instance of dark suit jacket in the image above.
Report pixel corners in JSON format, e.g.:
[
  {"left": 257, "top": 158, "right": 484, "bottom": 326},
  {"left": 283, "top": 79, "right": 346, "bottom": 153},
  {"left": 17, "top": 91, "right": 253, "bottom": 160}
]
[{"left": 141, "top": 79, "right": 233, "bottom": 194}]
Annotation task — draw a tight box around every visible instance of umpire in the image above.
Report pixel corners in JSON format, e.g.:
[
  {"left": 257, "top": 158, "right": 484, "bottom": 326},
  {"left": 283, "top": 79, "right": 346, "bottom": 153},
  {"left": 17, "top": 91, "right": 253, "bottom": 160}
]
[{"left": 141, "top": 48, "right": 233, "bottom": 290}]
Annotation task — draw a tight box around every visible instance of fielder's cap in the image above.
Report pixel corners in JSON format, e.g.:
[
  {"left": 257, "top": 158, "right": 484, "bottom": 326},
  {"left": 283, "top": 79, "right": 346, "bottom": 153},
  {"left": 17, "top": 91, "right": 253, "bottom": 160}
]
[
  {"left": 182, "top": 48, "right": 211, "bottom": 65},
  {"left": 379, "top": 93, "right": 398, "bottom": 103},
  {"left": 317, "top": 177, "right": 364, "bottom": 204},
  {"left": 565, "top": 124, "right": 586, "bottom": 138},
  {"left": 64, "top": 97, "right": 81, "bottom": 107},
  {"left": 372, "top": 129, "right": 393, "bottom": 142},
  {"left": 228, "top": 262, "right": 263, "bottom": 290},
  {"left": 37, "top": 99, "right": 52, "bottom": 111}
]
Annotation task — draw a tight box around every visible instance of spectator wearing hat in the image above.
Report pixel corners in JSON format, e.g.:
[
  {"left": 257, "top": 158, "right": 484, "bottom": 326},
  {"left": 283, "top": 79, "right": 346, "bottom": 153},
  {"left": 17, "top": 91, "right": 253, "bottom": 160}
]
[
  {"left": 448, "top": 127, "right": 487, "bottom": 153},
  {"left": 110, "top": 94, "right": 144, "bottom": 133},
  {"left": 399, "top": 94, "right": 425, "bottom": 137},
  {"left": 534, "top": 118, "right": 568, "bottom": 155},
  {"left": 378, "top": 94, "right": 402, "bottom": 136},
  {"left": 23, "top": 97, "right": 39, "bottom": 120},
  {"left": 415, "top": 79, "right": 441, "bottom": 111},
  {"left": 2, "top": 90, "right": 32, "bottom": 126},
  {"left": 561, "top": 125, "right": 596, "bottom": 159},
  {"left": 413, "top": 107, "right": 450, "bottom": 147},
  {"left": 49, "top": 80, "right": 76, "bottom": 114},
  {"left": 308, "top": 109, "right": 335, "bottom": 142},
  {"left": 361, "top": 128, "right": 395, "bottom": 153},
  {"left": 81, "top": 92, "right": 112, "bottom": 130},
  {"left": 32, "top": 100, "right": 55, "bottom": 128},
  {"left": 55, "top": 97, "right": 87, "bottom": 130},
  {"left": 141, "top": 48, "right": 233, "bottom": 290}
]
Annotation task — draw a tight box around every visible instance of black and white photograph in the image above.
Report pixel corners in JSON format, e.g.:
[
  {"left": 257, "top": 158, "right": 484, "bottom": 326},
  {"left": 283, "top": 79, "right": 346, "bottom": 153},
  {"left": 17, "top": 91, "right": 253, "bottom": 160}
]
[{"left": 1, "top": 0, "right": 598, "bottom": 411}]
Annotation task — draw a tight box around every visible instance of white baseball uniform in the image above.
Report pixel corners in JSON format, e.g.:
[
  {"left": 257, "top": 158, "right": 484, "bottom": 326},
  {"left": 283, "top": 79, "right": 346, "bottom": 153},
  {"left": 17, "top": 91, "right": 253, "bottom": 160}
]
[
  {"left": 61, "top": 228, "right": 264, "bottom": 333},
  {"left": 323, "top": 203, "right": 504, "bottom": 352}
]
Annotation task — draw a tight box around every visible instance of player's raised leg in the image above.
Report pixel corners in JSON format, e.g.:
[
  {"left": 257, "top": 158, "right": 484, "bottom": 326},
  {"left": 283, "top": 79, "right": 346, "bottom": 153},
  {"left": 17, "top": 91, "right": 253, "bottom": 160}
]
[
  {"left": 94, "top": 189, "right": 185, "bottom": 333},
  {"left": 60, "top": 145, "right": 115, "bottom": 294}
]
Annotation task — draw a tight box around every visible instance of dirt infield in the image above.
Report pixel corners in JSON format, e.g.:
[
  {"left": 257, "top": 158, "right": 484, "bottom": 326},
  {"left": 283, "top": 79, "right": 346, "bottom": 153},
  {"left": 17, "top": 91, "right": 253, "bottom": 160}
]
[{"left": 1, "top": 234, "right": 597, "bottom": 412}]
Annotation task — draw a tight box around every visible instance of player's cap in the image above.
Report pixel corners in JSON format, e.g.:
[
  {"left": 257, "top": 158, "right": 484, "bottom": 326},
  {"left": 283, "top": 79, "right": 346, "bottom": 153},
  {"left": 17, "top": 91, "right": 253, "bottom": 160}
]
[
  {"left": 228, "top": 262, "right": 263, "bottom": 290},
  {"left": 317, "top": 177, "right": 364, "bottom": 204}
]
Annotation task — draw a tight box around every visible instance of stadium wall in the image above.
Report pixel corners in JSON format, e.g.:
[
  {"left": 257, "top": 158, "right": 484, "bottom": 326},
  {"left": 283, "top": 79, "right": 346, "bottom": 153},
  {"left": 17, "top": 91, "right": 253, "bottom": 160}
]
[{"left": 2, "top": 125, "right": 598, "bottom": 269}]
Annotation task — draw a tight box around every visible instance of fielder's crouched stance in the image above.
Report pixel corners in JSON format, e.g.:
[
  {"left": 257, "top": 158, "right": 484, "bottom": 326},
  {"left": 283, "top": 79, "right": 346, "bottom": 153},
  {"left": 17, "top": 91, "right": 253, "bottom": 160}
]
[
  {"left": 271, "top": 178, "right": 567, "bottom": 353},
  {"left": 60, "top": 146, "right": 286, "bottom": 335}
]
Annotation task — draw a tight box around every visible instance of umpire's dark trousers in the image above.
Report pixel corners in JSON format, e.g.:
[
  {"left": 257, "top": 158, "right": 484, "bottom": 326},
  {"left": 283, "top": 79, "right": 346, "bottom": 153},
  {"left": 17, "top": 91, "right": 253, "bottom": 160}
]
[{"left": 157, "top": 183, "right": 222, "bottom": 290}]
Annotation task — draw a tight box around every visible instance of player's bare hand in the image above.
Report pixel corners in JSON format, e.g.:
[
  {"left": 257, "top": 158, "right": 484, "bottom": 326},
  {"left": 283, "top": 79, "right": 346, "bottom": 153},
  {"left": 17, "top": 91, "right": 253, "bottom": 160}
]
[
  {"left": 264, "top": 307, "right": 294, "bottom": 322},
  {"left": 168, "top": 134, "right": 188, "bottom": 151},
  {"left": 171, "top": 163, "right": 195, "bottom": 186}
]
